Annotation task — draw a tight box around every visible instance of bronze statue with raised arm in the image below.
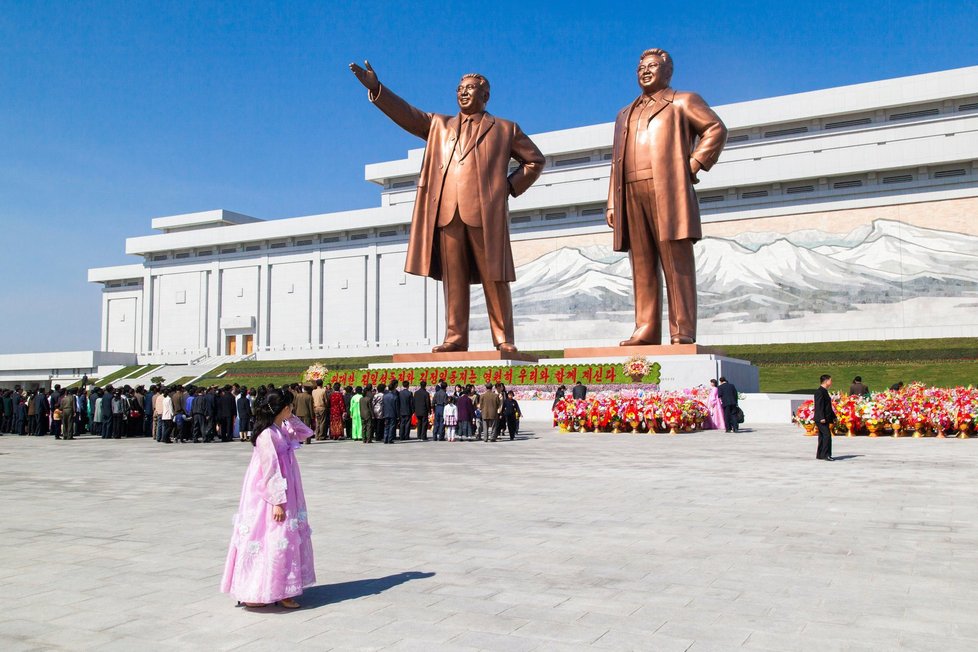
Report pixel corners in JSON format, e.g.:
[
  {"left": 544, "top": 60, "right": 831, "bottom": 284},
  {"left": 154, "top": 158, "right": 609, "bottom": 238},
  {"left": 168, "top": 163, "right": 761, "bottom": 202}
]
[
  {"left": 350, "top": 61, "right": 546, "bottom": 353},
  {"left": 607, "top": 48, "right": 727, "bottom": 345}
]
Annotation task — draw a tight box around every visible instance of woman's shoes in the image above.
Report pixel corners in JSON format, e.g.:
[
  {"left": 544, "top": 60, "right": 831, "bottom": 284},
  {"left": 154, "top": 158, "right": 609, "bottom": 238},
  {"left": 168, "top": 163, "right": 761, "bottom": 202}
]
[{"left": 238, "top": 598, "right": 301, "bottom": 609}]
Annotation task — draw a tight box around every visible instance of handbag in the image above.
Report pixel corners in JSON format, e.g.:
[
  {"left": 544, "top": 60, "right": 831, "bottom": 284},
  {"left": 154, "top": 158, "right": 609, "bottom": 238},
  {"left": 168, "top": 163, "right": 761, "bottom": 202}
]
[{"left": 734, "top": 406, "right": 745, "bottom": 424}]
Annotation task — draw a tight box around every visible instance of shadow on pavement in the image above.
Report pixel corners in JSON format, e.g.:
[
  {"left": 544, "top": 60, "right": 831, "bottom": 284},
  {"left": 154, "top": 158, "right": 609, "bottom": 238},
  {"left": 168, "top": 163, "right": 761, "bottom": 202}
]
[{"left": 300, "top": 571, "right": 436, "bottom": 608}]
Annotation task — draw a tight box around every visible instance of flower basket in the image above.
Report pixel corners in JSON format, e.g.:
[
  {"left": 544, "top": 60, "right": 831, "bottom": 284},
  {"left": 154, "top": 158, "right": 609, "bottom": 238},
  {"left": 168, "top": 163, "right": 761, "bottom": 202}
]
[{"left": 622, "top": 356, "right": 650, "bottom": 384}]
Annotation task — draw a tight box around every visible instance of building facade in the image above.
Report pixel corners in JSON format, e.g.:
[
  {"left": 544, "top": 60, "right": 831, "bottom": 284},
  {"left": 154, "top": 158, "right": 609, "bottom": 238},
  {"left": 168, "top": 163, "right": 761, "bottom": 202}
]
[{"left": 89, "top": 66, "right": 978, "bottom": 360}]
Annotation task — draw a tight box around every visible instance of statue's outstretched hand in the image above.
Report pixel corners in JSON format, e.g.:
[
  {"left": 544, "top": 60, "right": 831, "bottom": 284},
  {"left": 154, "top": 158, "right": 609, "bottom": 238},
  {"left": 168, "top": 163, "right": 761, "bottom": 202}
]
[
  {"left": 349, "top": 60, "right": 380, "bottom": 93},
  {"left": 606, "top": 209, "right": 615, "bottom": 229}
]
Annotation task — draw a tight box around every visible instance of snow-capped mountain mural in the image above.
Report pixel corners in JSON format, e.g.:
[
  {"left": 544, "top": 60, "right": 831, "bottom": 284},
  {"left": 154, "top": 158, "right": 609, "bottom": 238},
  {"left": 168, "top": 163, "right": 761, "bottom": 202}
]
[{"left": 469, "top": 219, "right": 978, "bottom": 344}]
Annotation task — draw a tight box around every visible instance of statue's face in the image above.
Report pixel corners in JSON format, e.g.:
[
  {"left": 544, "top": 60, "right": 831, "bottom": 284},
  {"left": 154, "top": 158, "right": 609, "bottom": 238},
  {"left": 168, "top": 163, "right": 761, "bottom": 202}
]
[
  {"left": 637, "top": 55, "right": 670, "bottom": 94},
  {"left": 457, "top": 77, "right": 489, "bottom": 114}
]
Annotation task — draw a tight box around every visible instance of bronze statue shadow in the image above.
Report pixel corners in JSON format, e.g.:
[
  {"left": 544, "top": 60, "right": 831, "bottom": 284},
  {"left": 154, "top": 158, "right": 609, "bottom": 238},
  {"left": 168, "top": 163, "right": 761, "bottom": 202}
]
[{"left": 299, "top": 571, "right": 436, "bottom": 608}]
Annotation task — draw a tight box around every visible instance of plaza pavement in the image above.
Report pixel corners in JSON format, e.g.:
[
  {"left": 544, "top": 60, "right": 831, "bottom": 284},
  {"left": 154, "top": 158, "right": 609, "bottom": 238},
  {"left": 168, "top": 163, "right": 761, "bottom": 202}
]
[{"left": 1, "top": 423, "right": 976, "bottom": 651}]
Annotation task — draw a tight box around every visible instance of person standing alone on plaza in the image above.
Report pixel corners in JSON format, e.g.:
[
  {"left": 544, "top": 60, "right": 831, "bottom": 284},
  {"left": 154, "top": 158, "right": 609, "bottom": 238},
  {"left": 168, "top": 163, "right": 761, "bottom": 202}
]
[
  {"left": 717, "top": 377, "right": 739, "bottom": 433},
  {"left": 221, "top": 388, "right": 315, "bottom": 609},
  {"left": 814, "top": 374, "right": 836, "bottom": 461}
]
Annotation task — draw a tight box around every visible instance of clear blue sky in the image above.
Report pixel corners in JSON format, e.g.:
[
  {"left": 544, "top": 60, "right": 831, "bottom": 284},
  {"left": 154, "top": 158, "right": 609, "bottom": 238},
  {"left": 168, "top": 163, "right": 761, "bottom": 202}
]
[{"left": 1, "top": 0, "right": 976, "bottom": 354}]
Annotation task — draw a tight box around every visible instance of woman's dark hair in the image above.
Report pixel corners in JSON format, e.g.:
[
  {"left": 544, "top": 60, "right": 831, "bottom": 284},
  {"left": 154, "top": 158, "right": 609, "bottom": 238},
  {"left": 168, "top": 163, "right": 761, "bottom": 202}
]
[{"left": 251, "top": 388, "right": 295, "bottom": 446}]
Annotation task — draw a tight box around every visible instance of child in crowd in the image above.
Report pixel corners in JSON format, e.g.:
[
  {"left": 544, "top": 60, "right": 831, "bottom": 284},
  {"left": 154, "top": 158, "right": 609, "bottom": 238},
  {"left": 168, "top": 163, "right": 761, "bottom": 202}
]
[
  {"left": 51, "top": 408, "right": 62, "bottom": 439},
  {"left": 444, "top": 396, "right": 458, "bottom": 442}
]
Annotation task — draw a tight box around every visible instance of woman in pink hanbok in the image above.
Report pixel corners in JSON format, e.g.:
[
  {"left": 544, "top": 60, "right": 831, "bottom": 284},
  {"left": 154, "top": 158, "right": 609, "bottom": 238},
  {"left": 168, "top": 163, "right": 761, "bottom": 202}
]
[
  {"left": 706, "top": 379, "right": 725, "bottom": 431},
  {"left": 221, "top": 388, "right": 315, "bottom": 609}
]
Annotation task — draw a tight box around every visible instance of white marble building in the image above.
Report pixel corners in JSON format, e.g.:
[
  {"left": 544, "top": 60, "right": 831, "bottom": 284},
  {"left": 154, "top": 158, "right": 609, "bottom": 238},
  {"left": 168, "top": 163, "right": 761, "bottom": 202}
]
[{"left": 89, "top": 66, "right": 978, "bottom": 361}]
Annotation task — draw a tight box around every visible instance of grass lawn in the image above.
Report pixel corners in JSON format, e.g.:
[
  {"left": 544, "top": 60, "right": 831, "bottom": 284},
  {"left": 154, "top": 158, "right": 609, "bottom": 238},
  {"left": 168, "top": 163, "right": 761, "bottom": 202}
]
[
  {"left": 760, "top": 360, "right": 978, "bottom": 394},
  {"left": 156, "top": 339, "right": 978, "bottom": 394}
]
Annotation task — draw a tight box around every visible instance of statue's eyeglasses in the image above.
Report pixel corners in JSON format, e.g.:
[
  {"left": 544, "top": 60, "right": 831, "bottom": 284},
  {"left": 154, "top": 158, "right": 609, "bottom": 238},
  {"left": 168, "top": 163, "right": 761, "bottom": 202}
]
[
  {"left": 457, "top": 84, "right": 480, "bottom": 93},
  {"left": 637, "top": 63, "right": 662, "bottom": 73}
]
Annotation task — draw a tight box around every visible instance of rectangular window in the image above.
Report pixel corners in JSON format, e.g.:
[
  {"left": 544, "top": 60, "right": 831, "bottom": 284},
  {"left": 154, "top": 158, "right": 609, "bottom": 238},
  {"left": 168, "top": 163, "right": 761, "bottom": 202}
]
[
  {"left": 152, "top": 255, "right": 168, "bottom": 261},
  {"left": 882, "top": 174, "right": 913, "bottom": 184},
  {"left": 175, "top": 252, "right": 190, "bottom": 259},
  {"left": 824, "top": 117, "right": 872, "bottom": 129},
  {"left": 698, "top": 195, "right": 723, "bottom": 203},
  {"left": 833, "top": 179, "right": 863, "bottom": 189},
  {"left": 741, "top": 190, "right": 769, "bottom": 199},
  {"left": 763, "top": 126, "right": 808, "bottom": 138},
  {"left": 959, "top": 102, "right": 978, "bottom": 112},
  {"left": 553, "top": 156, "right": 591, "bottom": 167},
  {"left": 544, "top": 212, "right": 566, "bottom": 221},
  {"left": 321, "top": 236, "right": 340, "bottom": 244},
  {"left": 244, "top": 245, "right": 261, "bottom": 252},
  {"left": 220, "top": 248, "right": 237, "bottom": 255},
  {"left": 580, "top": 208, "right": 605, "bottom": 216},
  {"left": 726, "top": 134, "right": 749, "bottom": 143},
  {"left": 511, "top": 216, "right": 532, "bottom": 224},
  {"left": 196, "top": 250, "right": 213, "bottom": 257},
  {"left": 269, "top": 242, "right": 287, "bottom": 249},
  {"left": 350, "top": 233, "right": 369, "bottom": 240},
  {"left": 295, "top": 239, "right": 313, "bottom": 246},
  {"left": 933, "top": 168, "right": 966, "bottom": 179},
  {"left": 391, "top": 180, "right": 415, "bottom": 189},
  {"left": 786, "top": 185, "right": 815, "bottom": 194},
  {"left": 888, "top": 107, "right": 939, "bottom": 121}
]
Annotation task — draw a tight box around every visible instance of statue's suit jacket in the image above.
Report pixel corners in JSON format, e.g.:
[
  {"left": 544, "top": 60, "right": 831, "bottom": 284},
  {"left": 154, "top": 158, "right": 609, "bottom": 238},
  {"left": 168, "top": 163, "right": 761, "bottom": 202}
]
[
  {"left": 369, "top": 85, "right": 545, "bottom": 283},
  {"left": 607, "top": 87, "right": 727, "bottom": 247}
]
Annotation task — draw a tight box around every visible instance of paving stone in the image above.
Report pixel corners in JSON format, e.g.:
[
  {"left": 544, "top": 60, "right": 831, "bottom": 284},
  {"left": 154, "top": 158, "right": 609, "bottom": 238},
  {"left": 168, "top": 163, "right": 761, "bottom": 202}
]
[{"left": 1, "top": 422, "right": 975, "bottom": 649}]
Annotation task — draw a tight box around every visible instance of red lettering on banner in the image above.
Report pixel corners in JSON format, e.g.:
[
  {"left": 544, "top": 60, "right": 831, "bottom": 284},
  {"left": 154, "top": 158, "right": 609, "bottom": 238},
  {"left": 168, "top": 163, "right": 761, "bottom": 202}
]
[
  {"left": 406, "top": 369, "right": 416, "bottom": 383},
  {"left": 568, "top": 367, "right": 578, "bottom": 383},
  {"left": 518, "top": 367, "right": 528, "bottom": 383},
  {"left": 492, "top": 368, "right": 502, "bottom": 383},
  {"left": 448, "top": 370, "right": 458, "bottom": 384},
  {"left": 482, "top": 369, "right": 492, "bottom": 384},
  {"left": 604, "top": 366, "right": 616, "bottom": 382},
  {"left": 529, "top": 367, "right": 538, "bottom": 383},
  {"left": 539, "top": 367, "right": 549, "bottom": 383},
  {"left": 555, "top": 368, "right": 565, "bottom": 383},
  {"left": 583, "top": 368, "right": 592, "bottom": 382},
  {"left": 504, "top": 368, "right": 513, "bottom": 384}
]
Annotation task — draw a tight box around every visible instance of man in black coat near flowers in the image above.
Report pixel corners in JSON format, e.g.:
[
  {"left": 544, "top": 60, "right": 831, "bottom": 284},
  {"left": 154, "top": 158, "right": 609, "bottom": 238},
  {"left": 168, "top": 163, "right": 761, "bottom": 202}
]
[
  {"left": 814, "top": 374, "right": 836, "bottom": 461},
  {"left": 414, "top": 381, "right": 432, "bottom": 441},
  {"left": 717, "top": 377, "right": 739, "bottom": 433}
]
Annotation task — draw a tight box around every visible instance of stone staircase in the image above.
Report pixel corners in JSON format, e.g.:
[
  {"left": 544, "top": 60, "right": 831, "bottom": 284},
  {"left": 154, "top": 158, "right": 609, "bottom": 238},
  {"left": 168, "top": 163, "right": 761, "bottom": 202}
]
[{"left": 124, "top": 354, "right": 248, "bottom": 387}]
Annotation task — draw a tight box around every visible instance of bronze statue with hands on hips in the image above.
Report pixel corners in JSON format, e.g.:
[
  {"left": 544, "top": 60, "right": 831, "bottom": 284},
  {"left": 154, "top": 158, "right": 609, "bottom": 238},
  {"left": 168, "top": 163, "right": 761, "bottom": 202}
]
[
  {"left": 349, "top": 61, "right": 545, "bottom": 354},
  {"left": 607, "top": 48, "right": 727, "bottom": 346}
]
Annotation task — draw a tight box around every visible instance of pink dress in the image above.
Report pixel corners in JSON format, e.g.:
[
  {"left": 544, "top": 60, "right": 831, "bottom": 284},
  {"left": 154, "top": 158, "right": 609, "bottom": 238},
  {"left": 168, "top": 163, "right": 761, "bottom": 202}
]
[
  {"left": 221, "top": 416, "right": 316, "bottom": 603},
  {"left": 707, "top": 386, "right": 725, "bottom": 430}
]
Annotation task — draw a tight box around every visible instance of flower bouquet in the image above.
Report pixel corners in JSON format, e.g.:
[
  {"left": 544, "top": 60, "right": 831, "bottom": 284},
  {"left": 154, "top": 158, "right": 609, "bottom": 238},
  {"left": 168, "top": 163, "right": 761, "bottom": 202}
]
[
  {"left": 302, "top": 362, "right": 329, "bottom": 385},
  {"left": 623, "top": 356, "right": 651, "bottom": 383}
]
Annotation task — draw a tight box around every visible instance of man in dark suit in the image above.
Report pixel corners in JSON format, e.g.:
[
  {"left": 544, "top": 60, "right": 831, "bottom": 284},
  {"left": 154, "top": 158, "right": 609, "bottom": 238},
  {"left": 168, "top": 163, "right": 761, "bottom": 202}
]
[
  {"left": 202, "top": 387, "right": 217, "bottom": 442},
  {"left": 717, "top": 377, "right": 739, "bottom": 433},
  {"left": 432, "top": 381, "right": 448, "bottom": 441},
  {"left": 382, "top": 384, "right": 399, "bottom": 444},
  {"left": 814, "top": 374, "right": 836, "bottom": 461},
  {"left": 414, "top": 381, "right": 432, "bottom": 441},
  {"left": 191, "top": 388, "right": 206, "bottom": 442},
  {"left": 398, "top": 380, "right": 414, "bottom": 440},
  {"left": 571, "top": 381, "right": 587, "bottom": 400}
]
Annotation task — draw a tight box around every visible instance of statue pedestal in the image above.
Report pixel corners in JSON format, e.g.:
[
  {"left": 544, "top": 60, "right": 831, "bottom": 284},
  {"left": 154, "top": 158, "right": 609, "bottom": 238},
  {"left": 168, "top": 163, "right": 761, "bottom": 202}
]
[
  {"left": 563, "top": 344, "right": 722, "bottom": 358},
  {"left": 384, "top": 350, "right": 539, "bottom": 368}
]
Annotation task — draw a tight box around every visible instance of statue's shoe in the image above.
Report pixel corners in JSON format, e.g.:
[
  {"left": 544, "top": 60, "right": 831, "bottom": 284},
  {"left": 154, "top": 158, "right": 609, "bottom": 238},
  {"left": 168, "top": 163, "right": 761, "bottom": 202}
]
[
  {"left": 670, "top": 337, "right": 695, "bottom": 345},
  {"left": 498, "top": 343, "right": 519, "bottom": 353},
  {"left": 432, "top": 342, "right": 467, "bottom": 353},
  {"left": 619, "top": 337, "right": 656, "bottom": 346}
]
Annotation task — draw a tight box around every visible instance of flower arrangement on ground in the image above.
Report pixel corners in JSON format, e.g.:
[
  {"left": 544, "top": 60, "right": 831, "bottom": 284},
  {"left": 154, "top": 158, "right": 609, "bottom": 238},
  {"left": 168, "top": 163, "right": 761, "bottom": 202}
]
[
  {"left": 553, "top": 389, "right": 710, "bottom": 434},
  {"left": 793, "top": 383, "right": 978, "bottom": 438}
]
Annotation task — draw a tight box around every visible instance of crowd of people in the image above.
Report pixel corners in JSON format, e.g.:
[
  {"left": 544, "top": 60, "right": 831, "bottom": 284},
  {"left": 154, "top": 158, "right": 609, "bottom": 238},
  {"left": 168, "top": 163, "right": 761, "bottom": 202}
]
[{"left": 0, "top": 379, "right": 524, "bottom": 445}]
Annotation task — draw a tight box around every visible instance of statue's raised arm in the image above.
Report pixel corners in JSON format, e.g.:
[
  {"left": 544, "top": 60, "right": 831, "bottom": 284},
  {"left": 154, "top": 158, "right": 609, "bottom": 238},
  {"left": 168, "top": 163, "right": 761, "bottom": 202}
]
[{"left": 349, "top": 60, "right": 433, "bottom": 140}]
